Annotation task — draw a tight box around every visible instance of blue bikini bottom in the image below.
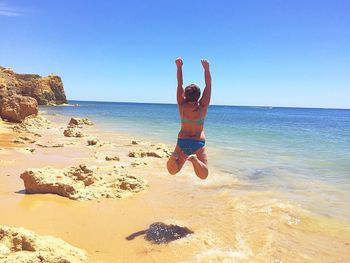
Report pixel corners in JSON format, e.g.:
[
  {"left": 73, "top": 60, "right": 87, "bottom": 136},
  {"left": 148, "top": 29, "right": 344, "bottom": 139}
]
[{"left": 177, "top": 138, "right": 205, "bottom": 156}]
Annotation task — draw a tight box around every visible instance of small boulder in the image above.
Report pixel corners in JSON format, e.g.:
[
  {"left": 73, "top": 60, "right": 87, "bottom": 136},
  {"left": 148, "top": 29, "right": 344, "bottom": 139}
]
[
  {"left": 68, "top": 117, "right": 94, "bottom": 126},
  {"left": 0, "top": 95, "right": 38, "bottom": 123},
  {"left": 63, "top": 127, "right": 84, "bottom": 137},
  {"left": 87, "top": 139, "right": 98, "bottom": 146},
  {"left": 12, "top": 114, "right": 51, "bottom": 133}
]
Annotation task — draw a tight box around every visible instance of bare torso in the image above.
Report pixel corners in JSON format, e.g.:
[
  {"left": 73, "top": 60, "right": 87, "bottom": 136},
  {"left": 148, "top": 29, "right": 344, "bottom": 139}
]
[{"left": 177, "top": 102, "right": 208, "bottom": 140}]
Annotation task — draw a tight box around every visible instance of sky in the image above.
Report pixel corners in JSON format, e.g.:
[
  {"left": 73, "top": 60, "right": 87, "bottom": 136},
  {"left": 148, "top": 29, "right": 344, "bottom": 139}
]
[{"left": 1, "top": 0, "right": 349, "bottom": 108}]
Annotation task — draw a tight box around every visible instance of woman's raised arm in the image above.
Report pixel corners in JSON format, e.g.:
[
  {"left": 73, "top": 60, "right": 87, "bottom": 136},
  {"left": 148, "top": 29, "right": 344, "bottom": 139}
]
[
  {"left": 176, "top": 58, "right": 185, "bottom": 105},
  {"left": 199, "top": 59, "right": 211, "bottom": 107}
]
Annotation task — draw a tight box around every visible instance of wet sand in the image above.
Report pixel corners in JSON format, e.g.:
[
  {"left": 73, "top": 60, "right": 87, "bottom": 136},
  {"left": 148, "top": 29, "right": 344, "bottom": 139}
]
[{"left": 1, "top": 113, "right": 350, "bottom": 262}]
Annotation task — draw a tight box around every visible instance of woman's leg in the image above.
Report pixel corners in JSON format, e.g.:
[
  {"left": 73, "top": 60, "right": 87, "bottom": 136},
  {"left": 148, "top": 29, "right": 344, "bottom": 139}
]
[
  {"left": 187, "top": 147, "right": 208, "bottom": 179},
  {"left": 167, "top": 144, "right": 187, "bottom": 175}
]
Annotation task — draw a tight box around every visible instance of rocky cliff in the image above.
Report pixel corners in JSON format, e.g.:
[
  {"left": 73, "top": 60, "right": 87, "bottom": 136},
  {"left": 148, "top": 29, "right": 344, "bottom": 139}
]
[{"left": 0, "top": 66, "right": 67, "bottom": 122}]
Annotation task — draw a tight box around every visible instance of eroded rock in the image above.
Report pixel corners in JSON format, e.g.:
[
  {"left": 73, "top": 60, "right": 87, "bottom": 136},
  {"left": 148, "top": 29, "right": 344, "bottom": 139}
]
[
  {"left": 0, "top": 67, "right": 66, "bottom": 122},
  {"left": 63, "top": 127, "right": 84, "bottom": 138},
  {"left": 12, "top": 114, "right": 51, "bottom": 133},
  {"left": 68, "top": 118, "right": 93, "bottom": 126},
  {"left": 0, "top": 95, "right": 38, "bottom": 123},
  {"left": 128, "top": 148, "right": 171, "bottom": 159},
  {"left": 20, "top": 164, "right": 147, "bottom": 200},
  {"left": 0, "top": 67, "right": 66, "bottom": 105},
  {"left": 0, "top": 225, "right": 86, "bottom": 262},
  {"left": 63, "top": 117, "right": 94, "bottom": 138}
]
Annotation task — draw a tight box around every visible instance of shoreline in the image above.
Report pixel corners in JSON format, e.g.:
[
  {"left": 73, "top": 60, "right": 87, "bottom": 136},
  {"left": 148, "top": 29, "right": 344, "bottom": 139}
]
[{"left": 1, "top": 111, "right": 350, "bottom": 262}]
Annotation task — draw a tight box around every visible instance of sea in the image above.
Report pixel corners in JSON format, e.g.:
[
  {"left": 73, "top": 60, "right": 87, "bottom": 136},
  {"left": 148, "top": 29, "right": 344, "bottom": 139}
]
[{"left": 41, "top": 101, "right": 350, "bottom": 223}]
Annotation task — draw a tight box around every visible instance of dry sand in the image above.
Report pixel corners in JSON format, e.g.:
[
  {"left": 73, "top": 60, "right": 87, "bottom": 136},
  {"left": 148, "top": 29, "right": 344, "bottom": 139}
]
[{"left": 1, "top": 113, "right": 350, "bottom": 262}]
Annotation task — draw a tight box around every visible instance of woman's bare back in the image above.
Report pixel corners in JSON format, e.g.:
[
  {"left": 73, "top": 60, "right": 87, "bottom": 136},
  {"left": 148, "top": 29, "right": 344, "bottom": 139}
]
[{"left": 178, "top": 102, "right": 208, "bottom": 140}]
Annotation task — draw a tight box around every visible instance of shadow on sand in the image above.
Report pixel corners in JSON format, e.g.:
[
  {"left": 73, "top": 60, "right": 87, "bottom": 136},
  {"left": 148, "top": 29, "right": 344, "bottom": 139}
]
[
  {"left": 126, "top": 222, "right": 193, "bottom": 244},
  {"left": 14, "top": 189, "right": 26, "bottom": 194}
]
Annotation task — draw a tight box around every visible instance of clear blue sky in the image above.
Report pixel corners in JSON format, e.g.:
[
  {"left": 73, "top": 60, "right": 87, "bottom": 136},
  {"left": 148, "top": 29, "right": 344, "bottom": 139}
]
[{"left": 1, "top": 0, "right": 349, "bottom": 108}]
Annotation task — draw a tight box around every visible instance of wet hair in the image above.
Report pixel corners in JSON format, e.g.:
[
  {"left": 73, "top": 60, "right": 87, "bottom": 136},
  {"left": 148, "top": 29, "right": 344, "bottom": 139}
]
[{"left": 184, "top": 84, "right": 201, "bottom": 102}]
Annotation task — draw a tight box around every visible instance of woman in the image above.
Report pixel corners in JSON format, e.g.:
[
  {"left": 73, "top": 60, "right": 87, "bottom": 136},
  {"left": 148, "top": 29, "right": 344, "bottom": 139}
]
[{"left": 167, "top": 58, "right": 211, "bottom": 179}]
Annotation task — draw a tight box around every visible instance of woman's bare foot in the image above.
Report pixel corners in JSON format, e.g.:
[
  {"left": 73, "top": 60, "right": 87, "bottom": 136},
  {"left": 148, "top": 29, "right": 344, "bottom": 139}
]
[
  {"left": 187, "top": 154, "right": 208, "bottom": 180},
  {"left": 186, "top": 154, "right": 198, "bottom": 162}
]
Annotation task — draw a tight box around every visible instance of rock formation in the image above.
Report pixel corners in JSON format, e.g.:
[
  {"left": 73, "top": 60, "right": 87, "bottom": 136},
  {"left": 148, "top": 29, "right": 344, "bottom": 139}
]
[
  {"left": 128, "top": 145, "right": 172, "bottom": 159},
  {"left": 0, "top": 226, "right": 87, "bottom": 262},
  {"left": 12, "top": 114, "right": 51, "bottom": 134},
  {"left": 0, "top": 66, "right": 67, "bottom": 122},
  {"left": 63, "top": 118, "right": 94, "bottom": 138},
  {"left": 63, "top": 127, "right": 84, "bottom": 138},
  {"left": 20, "top": 164, "right": 148, "bottom": 200},
  {"left": 0, "top": 67, "right": 66, "bottom": 105},
  {"left": 68, "top": 117, "right": 94, "bottom": 126},
  {"left": 0, "top": 95, "right": 38, "bottom": 123}
]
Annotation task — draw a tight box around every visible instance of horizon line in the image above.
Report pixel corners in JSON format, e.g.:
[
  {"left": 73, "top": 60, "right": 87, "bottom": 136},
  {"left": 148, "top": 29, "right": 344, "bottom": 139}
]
[{"left": 65, "top": 99, "right": 350, "bottom": 111}]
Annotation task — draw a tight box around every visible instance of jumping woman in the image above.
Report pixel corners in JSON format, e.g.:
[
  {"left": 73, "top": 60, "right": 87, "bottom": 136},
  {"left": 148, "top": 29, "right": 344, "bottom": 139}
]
[{"left": 167, "top": 58, "right": 211, "bottom": 179}]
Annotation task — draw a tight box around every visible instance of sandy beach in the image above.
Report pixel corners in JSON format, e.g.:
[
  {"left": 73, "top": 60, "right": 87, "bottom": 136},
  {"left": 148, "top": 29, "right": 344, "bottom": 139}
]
[
  {"left": 2, "top": 0, "right": 349, "bottom": 261},
  {"left": 0, "top": 110, "right": 349, "bottom": 262}
]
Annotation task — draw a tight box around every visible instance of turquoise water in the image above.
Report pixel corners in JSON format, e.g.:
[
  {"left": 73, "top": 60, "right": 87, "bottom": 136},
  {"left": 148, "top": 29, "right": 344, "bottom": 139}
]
[{"left": 41, "top": 101, "right": 350, "bottom": 220}]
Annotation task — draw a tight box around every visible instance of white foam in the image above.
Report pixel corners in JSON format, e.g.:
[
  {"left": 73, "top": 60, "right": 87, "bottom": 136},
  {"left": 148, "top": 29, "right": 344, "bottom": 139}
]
[
  {"left": 193, "top": 233, "right": 253, "bottom": 262},
  {"left": 196, "top": 247, "right": 249, "bottom": 262}
]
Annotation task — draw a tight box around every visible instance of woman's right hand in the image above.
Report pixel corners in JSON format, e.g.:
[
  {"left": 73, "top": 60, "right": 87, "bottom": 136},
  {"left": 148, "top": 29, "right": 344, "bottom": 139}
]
[
  {"left": 175, "top": 58, "right": 183, "bottom": 68},
  {"left": 201, "top": 59, "right": 210, "bottom": 71}
]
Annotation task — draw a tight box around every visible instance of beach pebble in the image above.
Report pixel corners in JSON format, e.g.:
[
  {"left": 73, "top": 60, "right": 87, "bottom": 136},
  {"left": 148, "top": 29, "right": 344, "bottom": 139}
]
[
  {"left": 83, "top": 177, "right": 95, "bottom": 186},
  {"left": 87, "top": 139, "right": 98, "bottom": 146},
  {"left": 16, "top": 147, "right": 35, "bottom": 154},
  {"left": 105, "top": 156, "right": 120, "bottom": 161}
]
